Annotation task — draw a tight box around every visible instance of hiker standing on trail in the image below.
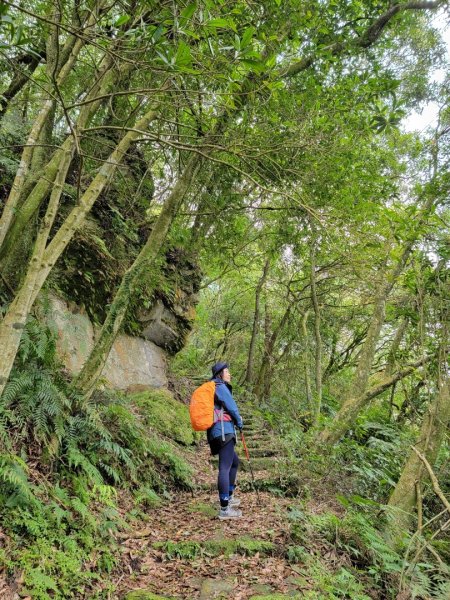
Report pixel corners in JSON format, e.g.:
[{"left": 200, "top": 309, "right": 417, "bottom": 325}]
[{"left": 208, "top": 362, "right": 244, "bottom": 520}]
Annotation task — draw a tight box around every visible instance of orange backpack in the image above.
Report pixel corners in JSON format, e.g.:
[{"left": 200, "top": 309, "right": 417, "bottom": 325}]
[{"left": 189, "top": 381, "right": 216, "bottom": 431}]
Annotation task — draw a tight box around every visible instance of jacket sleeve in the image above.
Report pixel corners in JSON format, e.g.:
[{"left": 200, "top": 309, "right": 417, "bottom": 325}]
[{"left": 215, "top": 383, "right": 243, "bottom": 429}]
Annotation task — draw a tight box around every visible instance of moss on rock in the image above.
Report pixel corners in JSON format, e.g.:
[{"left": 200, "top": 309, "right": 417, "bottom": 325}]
[
  {"left": 153, "top": 537, "right": 276, "bottom": 559},
  {"left": 187, "top": 500, "right": 217, "bottom": 518},
  {"left": 132, "top": 388, "right": 195, "bottom": 445}
]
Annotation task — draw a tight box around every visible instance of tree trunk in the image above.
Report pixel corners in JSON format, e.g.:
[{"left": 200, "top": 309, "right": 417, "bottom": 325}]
[
  {"left": 72, "top": 152, "right": 202, "bottom": 401},
  {"left": 319, "top": 195, "right": 436, "bottom": 444},
  {"left": 301, "top": 310, "right": 313, "bottom": 417},
  {"left": 0, "top": 4, "right": 101, "bottom": 251},
  {"left": 320, "top": 357, "right": 430, "bottom": 446},
  {"left": 385, "top": 318, "right": 408, "bottom": 377},
  {"left": 0, "top": 54, "right": 41, "bottom": 119},
  {"left": 0, "top": 147, "right": 72, "bottom": 390},
  {"left": 0, "top": 107, "right": 159, "bottom": 397},
  {"left": 387, "top": 376, "right": 450, "bottom": 544},
  {"left": 244, "top": 259, "right": 270, "bottom": 387},
  {"left": 0, "top": 54, "right": 134, "bottom": 265},
  {"left": 310, "top": 233, "right": 322, "bottom": 425},
  {"left": 253, "top": 302, "right": 292, "bottom": 401}
]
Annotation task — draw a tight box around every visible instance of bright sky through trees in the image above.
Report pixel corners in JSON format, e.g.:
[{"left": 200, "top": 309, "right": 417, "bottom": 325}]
[{"left": 403, "top": 14, "right": 450, "bottom": 132}]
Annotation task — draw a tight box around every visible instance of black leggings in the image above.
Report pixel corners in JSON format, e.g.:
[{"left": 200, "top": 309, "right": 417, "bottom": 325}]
[{"left": 218, "top": 438, "right": 239, "bottom": 498}]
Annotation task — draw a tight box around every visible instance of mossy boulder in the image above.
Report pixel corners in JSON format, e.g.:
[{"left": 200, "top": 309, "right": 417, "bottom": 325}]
[{"left": 132, "top": 388, "right": 195, "bottom": 445}]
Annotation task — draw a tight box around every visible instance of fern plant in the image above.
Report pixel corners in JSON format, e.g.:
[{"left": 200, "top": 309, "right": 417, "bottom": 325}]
[
  {"left": 0, "top": 453, "right": 34, "bottom": 506},
  {"left": 1, "top": 317, "right": 71, "bottom": 451}
]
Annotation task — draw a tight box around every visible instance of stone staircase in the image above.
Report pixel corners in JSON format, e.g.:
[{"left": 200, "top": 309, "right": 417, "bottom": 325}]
[
  {"left": 121, "top": 404, "right": 307, "bottom": 600},
  {"left": 209, "top": 408, "right": 286, "bottom": 479}
]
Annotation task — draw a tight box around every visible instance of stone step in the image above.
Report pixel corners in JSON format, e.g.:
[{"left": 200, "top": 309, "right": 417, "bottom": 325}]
[
  {"left": 152, "top": 537, "right": 277, "bottom": 559},
  {"left": 239, "top": 429, "right": 273, "bottom": 441},
  {"left": 238, "top": 473, "right": 301, "bottom": 497},
  {"left": 239, "top": 447, "right": 278, "bottom": 458},
  {"left": 244, "top": 436, "right": 274, "bottom": 444}
]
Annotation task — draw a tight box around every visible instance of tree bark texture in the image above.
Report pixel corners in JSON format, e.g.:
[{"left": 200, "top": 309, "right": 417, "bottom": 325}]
[
  {"left": 244, "top": 259, "right": 270, "bottom": 387},
  {"left": 387, "top": 377, "right": 450, "bottom": 543},
  {"left": 72, "top": 152, "right": 202, "bottom": 400},
  {"left": 310, "top": 233, "right": 322, "bottom": 425},
  {"left": 0, "top": 107, "right": 159, "bottom": 397}
]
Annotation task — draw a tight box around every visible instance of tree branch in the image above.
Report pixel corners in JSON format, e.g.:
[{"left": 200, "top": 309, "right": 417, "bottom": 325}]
[
  {"left": 284, "top": 1, "right": 443, "bottom": 78},
  {"left": 411, "top": 446, "right": 450, "bottom": 515}
]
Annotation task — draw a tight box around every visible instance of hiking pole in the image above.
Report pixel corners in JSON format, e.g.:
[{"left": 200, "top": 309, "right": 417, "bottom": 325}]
[{"left": 240, "top": 430, "right": 261, "bottom": 503}]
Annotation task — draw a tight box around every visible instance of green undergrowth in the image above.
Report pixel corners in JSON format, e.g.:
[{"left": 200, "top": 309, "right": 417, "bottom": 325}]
[
  {"left": 287, "top": 500, "right": 450, "bottom": 599},
  {"left": 0, "top": 317, "right": 196, "bottom": 599},
  {"left": 154, "top": 537, "right": 276, "bottom": 559},
  {"left": 249, "top": 596, "right": 301, "bottom": 600},
  {"left": 131, "top": 388, "right": 198, "bottom": 445}
]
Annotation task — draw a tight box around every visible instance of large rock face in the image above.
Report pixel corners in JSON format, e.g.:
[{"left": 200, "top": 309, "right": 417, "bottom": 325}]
[
  {"left": 47, "top": 296, "right": 167, "bottom": 390},
  {"left": 138, "top": 248, "right": 201, "bottom": 354}
]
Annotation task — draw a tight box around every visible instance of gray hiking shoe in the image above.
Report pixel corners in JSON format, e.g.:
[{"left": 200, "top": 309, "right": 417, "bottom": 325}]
[
  {"left": 229, "top": 496, "right": 241, "bottom": 507},
  {"left": 218, "top": 506, "right": 242, "bottom": 520}
]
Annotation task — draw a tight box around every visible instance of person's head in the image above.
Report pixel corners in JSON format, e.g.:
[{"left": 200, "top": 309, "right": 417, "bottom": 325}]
[{"left": 211, "top": 361, "right": 231, "bottom": 383}]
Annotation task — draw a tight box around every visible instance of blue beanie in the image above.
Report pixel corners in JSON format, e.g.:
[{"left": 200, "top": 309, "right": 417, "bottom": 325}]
[{"left": 211, "top": 361, "right": 228, "bottom": 378}]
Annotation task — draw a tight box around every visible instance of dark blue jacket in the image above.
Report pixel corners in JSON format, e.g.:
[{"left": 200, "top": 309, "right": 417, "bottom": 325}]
[{"left": 208, "top": 378, "right": 243, "bottom": 440}]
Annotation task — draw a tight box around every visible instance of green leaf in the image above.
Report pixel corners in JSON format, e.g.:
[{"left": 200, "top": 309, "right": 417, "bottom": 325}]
[
  {"left": 175, "top": 40, "right": 192, "bottom": 68},
  {"left": 152, "top": 24, "right": 165, "bottom": 43},
  {"left": 240, "top": 59, "right": 265, "bottom": 73},
  {"left": 180, "top": 3, "right": 196, "bottom": 22},
  {"left": 115, "top": 14, "right": 130, "bottom": 27},
  {"left": 241, "top": 26, "right": 255, "bottom": 48},
  {"left": 206, "top": 18, "right": 237, "bottom": 32}
]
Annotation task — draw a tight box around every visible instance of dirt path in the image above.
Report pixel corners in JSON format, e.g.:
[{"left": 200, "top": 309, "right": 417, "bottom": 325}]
[{"left": 117, "top": 410, "right": 313, "bottom": 599}]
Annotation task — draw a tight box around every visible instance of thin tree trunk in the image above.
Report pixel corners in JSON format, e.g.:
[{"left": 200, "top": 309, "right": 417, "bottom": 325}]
[
  {"left": 321, "top": 351, "right": 432, "bottom": 446},
  {"left": 0, "top": 107, "right": 159, "bottom": 396},
  {"left": 301, "top": 310, "right": 313, "bottom": 416},
  {"left": 0, "top": 4, "right": 101, "bottom": 250},
  {"left": 385, "top": 318, "right": 408, "bottom": 377},
  {"left": 253, "top": 302, "right": 292, "bottom": 400},
  {"left": 0, "top": 57, "right": 135, "bottom": 265},
  {"left": 0, "top": 54, "right": 42, "bottom": 119},
  {"left": 244, "top": 258, "right": 270, "bottom": 387},
  {"left": 0, "top": 147, "right": 72, "bottom": 389},
  {"left": 72, "top": 152, "right": 202, "bottom": 400},
  {"left": 319, "top": 196, "right": 436, "bottom": 444},
  {"left": 310, "top": 232, "right": 322, "bottom": 425},
  {"left": 387, "top": 376, "right": 450, "bottom": 544}
]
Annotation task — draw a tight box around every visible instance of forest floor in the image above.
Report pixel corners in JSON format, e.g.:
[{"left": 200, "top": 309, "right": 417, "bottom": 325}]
[{"left": 116, "top": 409, "right": 361, "bottom": 600}]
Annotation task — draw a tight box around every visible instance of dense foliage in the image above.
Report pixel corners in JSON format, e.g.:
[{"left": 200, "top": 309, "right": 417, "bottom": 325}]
[{"left": 0, "top": 0, "right": 449, "bottom": 597}]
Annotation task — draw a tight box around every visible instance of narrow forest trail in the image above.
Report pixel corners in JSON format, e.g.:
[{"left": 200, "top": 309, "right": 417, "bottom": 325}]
[{"left": 117, "top": 408, "right": 345, "bottom": 600}]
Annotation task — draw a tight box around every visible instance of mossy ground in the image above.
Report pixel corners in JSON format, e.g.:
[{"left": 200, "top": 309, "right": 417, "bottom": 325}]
[
  {"left": 114, "top": 404, "right": 407, "bottom": 600},
  {"left": 125, "top": 592, "right": 176, "bottom": 600},
  {"left": 153, "top": 537, "right": 276, "bottom": 559},
  {"left": 132, "top": 388, "right": 197, "bottom": 446}
]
